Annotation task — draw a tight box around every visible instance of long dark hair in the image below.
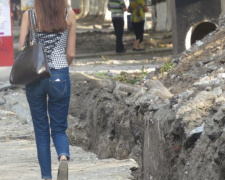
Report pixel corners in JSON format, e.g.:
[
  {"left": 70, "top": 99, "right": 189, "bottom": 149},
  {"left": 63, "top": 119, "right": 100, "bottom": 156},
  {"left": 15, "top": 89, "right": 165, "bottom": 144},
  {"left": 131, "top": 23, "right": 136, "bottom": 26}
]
[{"left": 34, "top": 0, "right": 68, "bottom": 32}]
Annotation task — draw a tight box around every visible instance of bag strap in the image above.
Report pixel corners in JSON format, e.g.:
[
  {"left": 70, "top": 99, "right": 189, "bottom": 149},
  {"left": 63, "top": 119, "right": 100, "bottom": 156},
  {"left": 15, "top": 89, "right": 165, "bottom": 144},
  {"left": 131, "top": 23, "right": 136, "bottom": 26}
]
[
  {"left": 28, "top": 9, "right": 39, "bottom": 43},
  {"left": 28, "top": 10, "right": 33, "bottom": 44}
]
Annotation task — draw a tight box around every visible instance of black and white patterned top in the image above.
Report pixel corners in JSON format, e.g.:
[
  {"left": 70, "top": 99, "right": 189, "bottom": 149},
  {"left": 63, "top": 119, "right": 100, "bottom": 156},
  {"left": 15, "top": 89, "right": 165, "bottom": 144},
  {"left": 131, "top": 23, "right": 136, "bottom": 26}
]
[{"left": 31, "top": 9, "right": 69, "bottom": 69}]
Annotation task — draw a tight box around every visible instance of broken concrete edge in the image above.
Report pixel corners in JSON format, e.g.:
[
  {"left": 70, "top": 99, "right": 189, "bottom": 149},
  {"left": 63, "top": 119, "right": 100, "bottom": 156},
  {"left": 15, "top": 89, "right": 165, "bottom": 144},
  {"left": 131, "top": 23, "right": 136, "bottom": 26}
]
[
  {"left": 0, "top": 85, "right": 16, "bottom": 92},
  {"left": 0, "top": 67, "right": 16, "bottom": 92},
  {"left": 75, "top": 48, "right": 173, "bottom": 59}
]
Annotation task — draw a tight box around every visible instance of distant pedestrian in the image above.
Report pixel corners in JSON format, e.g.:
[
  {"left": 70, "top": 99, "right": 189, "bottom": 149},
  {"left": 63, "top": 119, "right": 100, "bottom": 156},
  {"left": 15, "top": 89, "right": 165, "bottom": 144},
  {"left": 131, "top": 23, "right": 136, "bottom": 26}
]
[
  {"left": 108, "top": 0, "right": 127, "bottom": 53},
  {"left": 13, "top": 5, "right": 18, "bottom": 21},
  {"left": 11, "top": 12, "right": 14, "bottom": 26},
  {"left": 128, "top": 0, "right": 148, "bottom": 51},
  {"left": 17, "top": 8, "right": 22, "bottom": 26},
  {"left": 19, "top": 0, "right": 76, "bottom": 179}
]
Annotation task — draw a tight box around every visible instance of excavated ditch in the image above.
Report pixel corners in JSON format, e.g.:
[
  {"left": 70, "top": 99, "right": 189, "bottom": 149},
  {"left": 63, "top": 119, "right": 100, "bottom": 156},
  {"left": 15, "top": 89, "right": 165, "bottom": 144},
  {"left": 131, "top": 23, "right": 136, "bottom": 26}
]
[{"left": 67, "top": 14, "right": 225, "bottom": 180}]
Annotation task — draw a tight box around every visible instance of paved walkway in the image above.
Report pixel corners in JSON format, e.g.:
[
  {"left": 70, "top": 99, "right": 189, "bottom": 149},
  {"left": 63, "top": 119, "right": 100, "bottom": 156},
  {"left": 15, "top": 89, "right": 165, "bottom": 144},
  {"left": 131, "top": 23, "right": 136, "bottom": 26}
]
[
  {"left": 0, "top": 88, "right": 138, "bottom": 180},
  {"left": 1, "top": 140, "right": 137, "bottom": 180}
]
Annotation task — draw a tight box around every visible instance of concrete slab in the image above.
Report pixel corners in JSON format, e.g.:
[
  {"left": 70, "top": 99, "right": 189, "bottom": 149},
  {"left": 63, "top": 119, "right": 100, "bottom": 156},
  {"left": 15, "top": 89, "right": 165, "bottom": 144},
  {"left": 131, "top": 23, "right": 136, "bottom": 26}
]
[{"left": 0, "top": 67, "right": 12, "bottom": 90}]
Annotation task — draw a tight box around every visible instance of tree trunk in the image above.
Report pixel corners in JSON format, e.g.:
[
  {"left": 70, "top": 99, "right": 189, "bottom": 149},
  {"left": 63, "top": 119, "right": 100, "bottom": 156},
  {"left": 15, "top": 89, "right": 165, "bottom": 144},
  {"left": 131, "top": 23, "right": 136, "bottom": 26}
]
[
  {"left": 79, "top": 0, "right": 108, "bottom": 18},
  {"left": 78, "top": 0, "right": 90, "bottom": 17},
  {"left": 151, "top": 0, "right": 172, "bottom": 31}
]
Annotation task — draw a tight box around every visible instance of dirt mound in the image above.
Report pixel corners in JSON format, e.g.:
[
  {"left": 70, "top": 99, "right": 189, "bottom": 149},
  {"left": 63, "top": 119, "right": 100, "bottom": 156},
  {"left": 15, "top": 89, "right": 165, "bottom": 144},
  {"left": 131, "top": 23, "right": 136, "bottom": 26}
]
[
  {"left": 139, "top": 14, "right": 225, "bottom": 179},
  {"left": 155, "top": 21, "right": 225, "bottom": 95},
  {"left": 67, "top": 14, "right": 225, "bottom": 180},
  {"left": 76, "top": 31, "right": 172, "bottom": 54}
]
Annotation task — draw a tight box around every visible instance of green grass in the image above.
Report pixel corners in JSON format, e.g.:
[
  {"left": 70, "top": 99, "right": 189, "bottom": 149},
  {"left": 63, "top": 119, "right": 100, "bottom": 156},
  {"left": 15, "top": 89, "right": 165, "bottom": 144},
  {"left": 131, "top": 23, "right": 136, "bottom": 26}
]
[
  {"left": 93, "top": 72, "right": 109, "bottom": 79},
  {"left": 113, "top": 66, "right": 149, "bottom": 84}
]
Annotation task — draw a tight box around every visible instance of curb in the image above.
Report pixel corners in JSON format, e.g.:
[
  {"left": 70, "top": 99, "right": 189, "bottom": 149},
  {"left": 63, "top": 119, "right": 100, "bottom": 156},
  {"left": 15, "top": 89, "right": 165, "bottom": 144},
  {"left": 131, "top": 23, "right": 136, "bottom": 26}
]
[
  {"left": 0, "top": 85, "right": 15, "bottom": 92},
  {"left": 75, "top": 48, "right": 173, "bottom": 59},
  {"left": 73, "top": 59, "right": 163, "bottom": 67}
]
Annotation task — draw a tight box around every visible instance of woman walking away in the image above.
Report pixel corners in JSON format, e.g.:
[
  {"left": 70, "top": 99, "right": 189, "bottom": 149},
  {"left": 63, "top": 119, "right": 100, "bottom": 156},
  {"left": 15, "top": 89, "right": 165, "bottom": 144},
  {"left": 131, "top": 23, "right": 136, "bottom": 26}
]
[
  {"left": 128, "top": 0, "right": 148, "bottom": 51},
  {"left": 19, "top": 0, "right": 76, "bottom": 179}
]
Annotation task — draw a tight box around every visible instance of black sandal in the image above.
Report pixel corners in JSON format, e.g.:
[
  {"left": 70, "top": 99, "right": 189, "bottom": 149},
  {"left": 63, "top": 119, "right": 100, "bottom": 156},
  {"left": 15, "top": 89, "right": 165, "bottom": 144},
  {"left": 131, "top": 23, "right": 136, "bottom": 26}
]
[{"left": 133, "top": 48, "right": 139, "bottom": 51}]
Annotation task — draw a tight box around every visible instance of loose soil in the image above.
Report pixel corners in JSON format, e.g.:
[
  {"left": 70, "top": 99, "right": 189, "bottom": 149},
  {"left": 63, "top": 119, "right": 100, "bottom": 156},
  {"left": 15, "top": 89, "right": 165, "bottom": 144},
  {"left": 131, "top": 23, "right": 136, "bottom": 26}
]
[
  {"left": 13, "top": 18, "right": 172, "bottom": 55},
  {"left": 76, "top": 31, "right": 172, "bottom": 54},
  {"left": 155, "top": 28, "right": 225, "bottom": 94},
  {"left": 66, "top": 14, "right": 225, "bottom": 180}
]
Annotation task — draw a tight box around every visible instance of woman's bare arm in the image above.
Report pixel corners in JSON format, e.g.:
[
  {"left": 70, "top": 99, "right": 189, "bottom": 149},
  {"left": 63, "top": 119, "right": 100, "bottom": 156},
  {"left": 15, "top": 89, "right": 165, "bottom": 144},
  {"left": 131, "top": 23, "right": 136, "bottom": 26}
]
[
  {"left": 19, "top": 11, "right": 29, "bottom": 50},
  {"left": 66, "top": 9, "right": 76, "bottom": 66}
]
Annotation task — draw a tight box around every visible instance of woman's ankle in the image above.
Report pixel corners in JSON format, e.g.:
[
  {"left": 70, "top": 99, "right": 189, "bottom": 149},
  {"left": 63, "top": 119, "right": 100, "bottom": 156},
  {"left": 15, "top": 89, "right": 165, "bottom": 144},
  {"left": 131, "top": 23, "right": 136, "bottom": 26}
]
[{"left": 59, "top": 155, "right": 68, "bottom": 162}]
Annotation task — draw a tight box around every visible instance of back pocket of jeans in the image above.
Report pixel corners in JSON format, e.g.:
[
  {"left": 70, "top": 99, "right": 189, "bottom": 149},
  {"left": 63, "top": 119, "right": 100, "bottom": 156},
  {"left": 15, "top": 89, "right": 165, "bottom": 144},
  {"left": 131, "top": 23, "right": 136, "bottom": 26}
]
[{"left": 50, "top": 79, "right": 67, "bottom": 98}]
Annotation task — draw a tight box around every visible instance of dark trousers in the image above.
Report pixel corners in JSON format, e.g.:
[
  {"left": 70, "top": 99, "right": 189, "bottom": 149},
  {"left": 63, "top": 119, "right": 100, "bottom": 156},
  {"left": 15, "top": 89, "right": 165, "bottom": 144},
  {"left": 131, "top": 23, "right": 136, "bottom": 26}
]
[
  {"left": 132, "top": 21, "right": 145, "bottom": 43},
  {"left": 112, "top": 17, "right": 125, "bottom": 52}
]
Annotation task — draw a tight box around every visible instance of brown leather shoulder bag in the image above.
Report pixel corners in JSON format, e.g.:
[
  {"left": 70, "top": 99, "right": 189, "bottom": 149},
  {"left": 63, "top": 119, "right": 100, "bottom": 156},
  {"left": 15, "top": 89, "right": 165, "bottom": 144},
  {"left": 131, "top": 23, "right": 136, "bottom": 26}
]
[{"left": 10, "top": 9, "right": 51, "bottom": 85}]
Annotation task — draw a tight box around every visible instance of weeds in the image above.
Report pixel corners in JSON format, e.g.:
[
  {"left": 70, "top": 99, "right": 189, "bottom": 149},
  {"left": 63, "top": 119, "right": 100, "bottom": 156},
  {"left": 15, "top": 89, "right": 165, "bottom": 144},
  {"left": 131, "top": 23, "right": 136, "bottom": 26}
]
[
  {"left": 102, "top": 56, "right": 109, "bottom": 62},
  {"left": 161, "top": 60, "right": 175, "bottom": 74},
  {"left": 113, "top": 66, "right": 148, "bottom": 84},
  {"left": 140, "top": 65, "right": 148, "bottom": 78},
  {"left": 93, "top": 72, "right": 109, "bottom": 79}
]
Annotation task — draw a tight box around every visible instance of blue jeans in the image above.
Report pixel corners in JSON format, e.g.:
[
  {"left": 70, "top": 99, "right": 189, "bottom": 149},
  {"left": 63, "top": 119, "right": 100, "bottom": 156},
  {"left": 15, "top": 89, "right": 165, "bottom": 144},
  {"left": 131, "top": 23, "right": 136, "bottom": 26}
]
[{"left": 25, "top": 67, "right": 70, "bottom": 179}]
